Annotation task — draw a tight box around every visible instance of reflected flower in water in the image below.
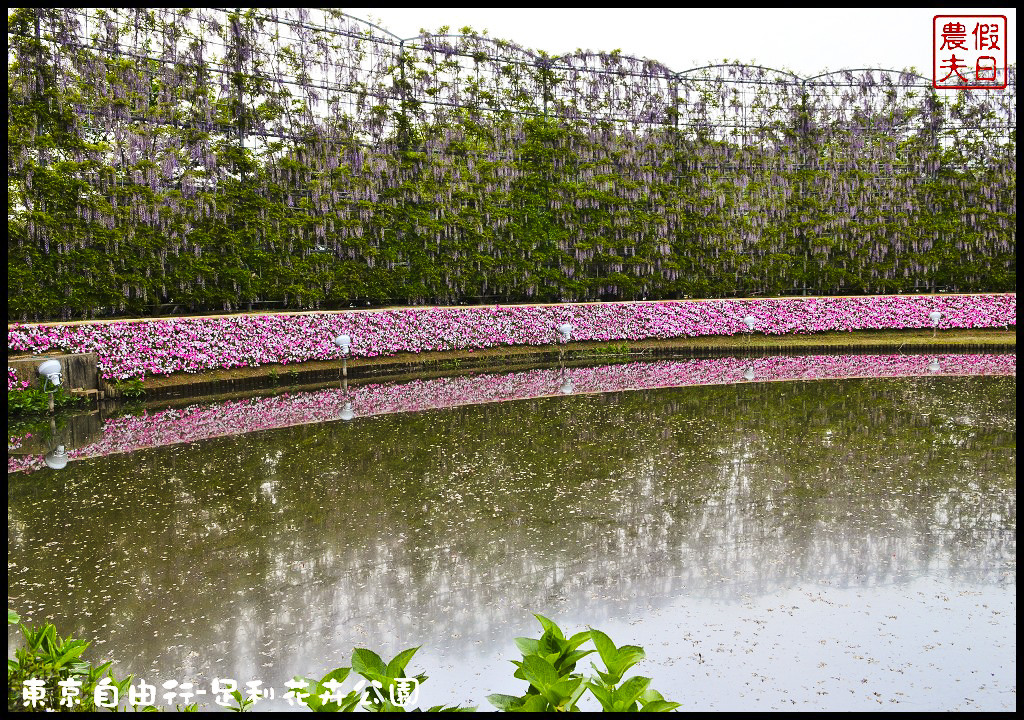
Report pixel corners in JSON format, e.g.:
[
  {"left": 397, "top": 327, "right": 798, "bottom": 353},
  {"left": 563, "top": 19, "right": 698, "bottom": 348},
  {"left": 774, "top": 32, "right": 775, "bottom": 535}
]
[{"left": 7, "top": 353, "right": 1016, "bottom": 474}]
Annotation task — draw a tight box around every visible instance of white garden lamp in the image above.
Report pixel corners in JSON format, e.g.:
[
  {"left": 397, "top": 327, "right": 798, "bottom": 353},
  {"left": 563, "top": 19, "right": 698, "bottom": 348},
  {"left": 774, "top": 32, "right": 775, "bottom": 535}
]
[
  {"left": 742, "top": 315, "right": 757, "bottom": 345},
  {"left": 928, "top": 311, "right": 942, "bottom": 337},
  {"left": 334, "top": 334, "right": 352, "bottom": 379},
  {"left": 38, "top": 359, "right": 63, "bottom": 389},
  {"left": 927, "top": 358, "right": 940, "bottom": 373},
  {"left": 556, "top": 323, "right": 572, "bottom": 369},
  {"left": 742, "top": 366, "right": 756, "bottom": 382},
  {"left": 559, "top": 377, "right": 574, "bottom": 395},
  {"left": 37, "top": 359, "right": 63, "bottom": 413}
]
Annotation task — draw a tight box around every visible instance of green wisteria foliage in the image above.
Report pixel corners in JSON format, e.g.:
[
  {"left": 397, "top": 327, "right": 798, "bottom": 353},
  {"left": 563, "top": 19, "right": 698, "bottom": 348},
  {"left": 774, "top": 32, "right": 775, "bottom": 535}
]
[{"left": 7, "top": 8, "right": 1016, "bottom": 321}]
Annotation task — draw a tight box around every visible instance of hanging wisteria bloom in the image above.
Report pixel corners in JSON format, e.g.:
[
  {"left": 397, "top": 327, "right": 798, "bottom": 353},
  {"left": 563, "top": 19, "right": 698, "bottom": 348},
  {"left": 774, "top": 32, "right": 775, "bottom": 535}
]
[{"left": 5, "top": 9, "right": 1016, "bottom": 322}]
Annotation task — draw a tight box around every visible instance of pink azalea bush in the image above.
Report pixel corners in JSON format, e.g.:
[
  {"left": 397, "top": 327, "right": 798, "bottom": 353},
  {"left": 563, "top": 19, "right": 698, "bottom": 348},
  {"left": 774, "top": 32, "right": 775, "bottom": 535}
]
[
  {"left": 7, "top": 352, "right": 1016, "bottom": 474},
  {"left": 8, "top": 366, "right": 30, "bottom": 391},
  {"left": 6, "top": 294, "right": 1016, "bottom": 382}
]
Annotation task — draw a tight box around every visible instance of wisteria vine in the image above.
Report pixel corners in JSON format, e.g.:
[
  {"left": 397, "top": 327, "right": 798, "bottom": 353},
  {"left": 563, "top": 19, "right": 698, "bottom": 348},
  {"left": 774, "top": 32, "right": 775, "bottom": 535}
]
[{"left": 7, "top": 9, "right": 1016, "bottom": 321}]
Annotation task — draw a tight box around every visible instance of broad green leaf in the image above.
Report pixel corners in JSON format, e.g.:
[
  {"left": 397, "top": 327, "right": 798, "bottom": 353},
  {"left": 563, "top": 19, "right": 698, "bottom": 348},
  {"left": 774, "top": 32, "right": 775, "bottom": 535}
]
[
  {"left": 614, "top": 675, "right": 651, "bottom": 710},
  {"left": 538, "top": 629, "right": 563, "bottom": 656},
  {"left": 586, "top": 681, "right": 615, "bottom": 711},
  {"left": 305, "top": 667, "right": 351, "bottom": 712},
  {"left": 534, "top": 613, "right": 565, "bottom": 641},
  {"left": 639, "top": 688, "right": 665, "bottom": 705},
  {"left": 549, "top": 676, "right": 584, "bottom": 710},
  {"left": 335, "top": 691, "right": 363, "bottom": 713},
  {"left": 296, "top": 677, "right": 322, "bottom": 711},
  {"left": 53, "top": 642, "right": 89, "bottom": 669},
  {"left": 8, "top": 610, "right": 20, "bottom": 625},
  {"left": 590, "top": 664, "right": 618, "bottom": 686},
  {"left": 588, "top": 628, "right": 618, "bottom": 675},
  {"left": 514, "top": 637, "right": 540, "bottom": 657},
  {"left": 640, "top": 700, "right": 683, "bottom": 712},
  {"left": 520, "top": 655, "right": 559, "bottom": 693},
  {"left": 228, "top": 689, "right": 252, "bottom": 713},
  {"left": 351, "top": 648, "right": 387, "bottom": 677},
  {"left": 558, "top": 648, "right": 595, "bottom": 671},
  {"left": 487, "top": 693, "right": 524, "bottom": 711},
  {"left": 509, "top": 694, "right": 549, "bottom": 713},
  {"left": 566, "top": 675, "right": 589, "bottom": 709},
  {"left": 354, "top": 669, "right": 392, "bottom": 690},
  {"left": 611, "top": 646, "right": 646, "bottom": 676},
  {"left": 386, "top": 646, "right": 420, "bottom": 677},
  {"left": 566, "top": 630, "right": 591, "bottom": 651},
  {"left": 321, "top": 667, "right": 352, "bottom": 684},
  {"left": 24, "top": 623, "right": 53, "bottom": 652}
]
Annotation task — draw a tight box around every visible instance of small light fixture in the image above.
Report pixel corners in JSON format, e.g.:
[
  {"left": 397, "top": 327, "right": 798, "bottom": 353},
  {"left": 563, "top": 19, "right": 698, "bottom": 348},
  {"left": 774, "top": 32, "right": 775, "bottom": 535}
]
[
  {"left": 928, "top": 311, "right": 942, "bottom": 327},
  {"left": 743, "top": 315, "right": 757, "bottom": 332},
  {"left": 38, "top": 359, "right": 63, "bottom": 390},
  {"left": 742, "top": 366, "right": 755, "bottom": 381},
  {"left": 335, "top": 335, "right": 352, "bottom": 380},
  {"left": 927, "top": 358, "right": 940, "bottom": 373},
  {"left": 559, "top": 377, "right": 574, "bottom": 395},
  {"left": 557, "top": 323, "right": 572, "bottom": 343},
  {"left": 38, "top": 359, "right": 63, "bottom": 413}
]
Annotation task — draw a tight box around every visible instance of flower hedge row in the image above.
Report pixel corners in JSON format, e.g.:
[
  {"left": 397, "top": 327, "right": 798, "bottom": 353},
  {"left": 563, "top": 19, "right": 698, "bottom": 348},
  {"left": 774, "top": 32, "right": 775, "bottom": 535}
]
[
  {"left": 7, "top": 294, "right": 1016, "bottom": 382},
  {"left": 7, "top": 352, "right": 1016, "bottom": 474}
]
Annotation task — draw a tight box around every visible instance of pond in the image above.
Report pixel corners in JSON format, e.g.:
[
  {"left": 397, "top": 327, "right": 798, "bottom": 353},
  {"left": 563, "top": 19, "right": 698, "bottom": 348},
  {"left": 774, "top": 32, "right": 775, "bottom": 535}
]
[{"left": 7, "top": 353, "right": 1016, "bottom": 711}]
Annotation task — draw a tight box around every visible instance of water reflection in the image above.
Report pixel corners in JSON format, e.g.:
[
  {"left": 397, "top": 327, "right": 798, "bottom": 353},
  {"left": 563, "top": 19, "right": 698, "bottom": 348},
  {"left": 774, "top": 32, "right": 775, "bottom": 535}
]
[
  {"left": 7, "top": 371, "right": 1016, "bottom": 710},
  {"left": 8, "top": 352, "right": 1015, "bottom": 474}
]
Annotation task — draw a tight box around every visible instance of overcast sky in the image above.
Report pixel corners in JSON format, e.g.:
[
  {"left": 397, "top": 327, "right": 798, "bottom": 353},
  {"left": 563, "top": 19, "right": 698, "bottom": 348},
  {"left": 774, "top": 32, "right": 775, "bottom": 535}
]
[{"left": 343, "top": 7, "right": 1017, "bottom": 78}]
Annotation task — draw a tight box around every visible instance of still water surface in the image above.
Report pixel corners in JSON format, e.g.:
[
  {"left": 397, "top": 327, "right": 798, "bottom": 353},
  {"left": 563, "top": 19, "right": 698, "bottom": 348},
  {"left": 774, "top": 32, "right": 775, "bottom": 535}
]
[{"left": 7, "top": 363, "right": 1016, "bottom": 711}]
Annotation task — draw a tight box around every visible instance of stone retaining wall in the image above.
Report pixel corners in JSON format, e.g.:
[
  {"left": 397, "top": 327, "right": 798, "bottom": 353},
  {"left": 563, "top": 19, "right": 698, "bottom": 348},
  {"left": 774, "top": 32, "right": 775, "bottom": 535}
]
[{"left": 8, "top": 353, "right": 100, "bottom": 393}]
